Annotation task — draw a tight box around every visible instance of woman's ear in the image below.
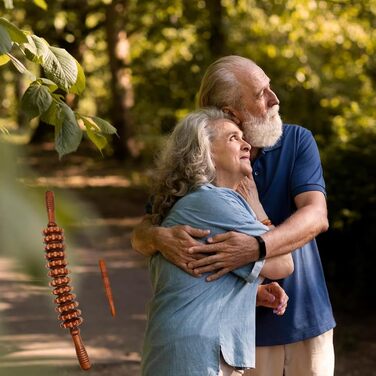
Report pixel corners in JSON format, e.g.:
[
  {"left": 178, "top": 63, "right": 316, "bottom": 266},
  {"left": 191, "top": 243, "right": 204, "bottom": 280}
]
[{"left": 222, "top": 106, "right": 241, "bottom": 125}]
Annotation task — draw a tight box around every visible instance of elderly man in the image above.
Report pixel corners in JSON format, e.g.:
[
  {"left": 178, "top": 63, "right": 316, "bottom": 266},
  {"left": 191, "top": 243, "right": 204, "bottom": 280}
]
[{"left": 132, "top": 55, "right": 335, "bottom": 376}]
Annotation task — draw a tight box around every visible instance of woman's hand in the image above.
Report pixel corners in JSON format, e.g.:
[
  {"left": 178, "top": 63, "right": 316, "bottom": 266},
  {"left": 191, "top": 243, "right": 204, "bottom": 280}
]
[
  {"left": 236, "top": 176, "right": 268, "bottom": 222},
  {"left": 256, "top": 282, "right": 289, "bottom": 315}
]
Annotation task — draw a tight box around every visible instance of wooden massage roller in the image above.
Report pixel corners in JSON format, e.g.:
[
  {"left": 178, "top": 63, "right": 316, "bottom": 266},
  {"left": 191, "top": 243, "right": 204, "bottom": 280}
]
[{"left": 43, "top": 191, "right": 91, "bottom": 370}]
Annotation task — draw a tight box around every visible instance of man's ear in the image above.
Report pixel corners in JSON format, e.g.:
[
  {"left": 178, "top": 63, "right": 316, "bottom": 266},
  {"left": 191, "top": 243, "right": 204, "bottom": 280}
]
[{"left": 222, "top": 106, "right": 241, "bottom": 125}]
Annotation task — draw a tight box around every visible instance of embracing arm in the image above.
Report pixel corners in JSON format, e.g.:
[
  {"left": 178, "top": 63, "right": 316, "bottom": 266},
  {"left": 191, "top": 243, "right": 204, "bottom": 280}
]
[
  {"left": 131, "top": 214, "right": 210, "bottom": 274},
  {"left": 260, "top": 190, "right": 328, "bottom": 258},
  {"left": 188, "top": 190, "right": 328, "bottom": 280},
  {"left": 131, "top": 215, "right": 160, "bottom": 256}
]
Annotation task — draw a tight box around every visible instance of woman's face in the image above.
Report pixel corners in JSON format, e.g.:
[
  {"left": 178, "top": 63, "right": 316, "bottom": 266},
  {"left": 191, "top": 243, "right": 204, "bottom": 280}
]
[{"left": 211, "top": 120, "right": 252, "bottom": 189}]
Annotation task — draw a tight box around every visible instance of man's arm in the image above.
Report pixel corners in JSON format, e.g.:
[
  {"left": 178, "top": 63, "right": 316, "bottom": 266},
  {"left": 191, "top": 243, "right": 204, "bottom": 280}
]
[
  {"left": 187, "top": 190, "right": 328, "bottom": 280},
  {"left": 131, "top": 214, "right": 210, "bottom": 275}
]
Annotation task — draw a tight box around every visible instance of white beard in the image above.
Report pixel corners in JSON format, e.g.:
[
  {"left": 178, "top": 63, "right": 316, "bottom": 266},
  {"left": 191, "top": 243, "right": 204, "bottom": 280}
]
[{"left": 242, "top": 105, "right": 283, "bottom": 148}]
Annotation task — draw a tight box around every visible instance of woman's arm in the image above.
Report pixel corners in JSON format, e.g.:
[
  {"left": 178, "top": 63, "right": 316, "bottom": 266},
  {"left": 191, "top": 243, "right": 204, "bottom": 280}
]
[{"left": 260, "top": 253, "right": 294, "bottom": 280}]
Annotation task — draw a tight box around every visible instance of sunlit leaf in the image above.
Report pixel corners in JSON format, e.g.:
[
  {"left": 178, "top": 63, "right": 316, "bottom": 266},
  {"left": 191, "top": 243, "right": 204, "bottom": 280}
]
[
  {"left": 33, "top": 0, "right": 48, "bottom": 10},
  {"left": 44, "top": 46, "right": 78, "bottom": 92},
  {"left": 21, "top": 82, "right": 53, "bottom": 121},
  {"left": 7, "top": 53, "right": 36, "bottom": 80},
  {"left": 23, "top": 35, "right": 78, "bottom": 92},
  {"left": 23, "top": 34, "right": 40, "bottom": 62},
  {"left": 0, "top": 24, "right": 12, "bottom": 54},
  {"left": 86, "top": 116, "right": 118, "bottom": 135},
  {"left": 78, "top": 114, "right": 108, "bottom": 151},
  {"left": 0, "top": 17, "right": 28, "bottom": 44},
  {"left": 0, "top": 54, "right": 10, "bottom": 65},
  {"left": 70, "top": 60, "right": 86, "bottom": 95},
  {"left": 0, "top": 125, "right": 9, "bottom": 134}
]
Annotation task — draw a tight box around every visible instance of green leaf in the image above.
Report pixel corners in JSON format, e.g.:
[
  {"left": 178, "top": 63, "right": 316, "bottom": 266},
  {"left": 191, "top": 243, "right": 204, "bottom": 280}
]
[
  {"left": 86, "top": 116, "right": 118, "bottom": 135},
  {"left": 54, "top": 102, "right": 83, "bottom": 158},
  {"left": 23, "top": 35, "right": 79, "bottom": 93},
  {"left": 41, "top": 99, "right": 82, "bottom": 157},
  {"left": 70, "top": 60, "right": 86, "bottom": 95},
  {"left": 37, "top": 78, "right": 58, "bottom": 92},
  {"left": 0, "top": 54, "right": 10, "bottom": 65},
  {"left": 0, "top": 24, "right": 12, "bottom": 54},
  {"left": 33, "top": 0, "right": 48, "bottom": 10},
  {"left": 44, "top": 46, "right": 78, "bottom": 92},
  {"left": 23, "top": 35, "right": 40, "bottom": 62},
  {"left": 7, "top": 53, "right": 36, "bottom": 80},
  {"left": 78, "top": 114, "right": 108, "bottom": 151},
  {"left": 21, "top": 82, "right": 52, "bottom": 121},
  {"left": 40, "top": 98, "right": 61, "bottom": 126},
  {"left": 0, "top": 18, "right": 28, "bottom": 44}
]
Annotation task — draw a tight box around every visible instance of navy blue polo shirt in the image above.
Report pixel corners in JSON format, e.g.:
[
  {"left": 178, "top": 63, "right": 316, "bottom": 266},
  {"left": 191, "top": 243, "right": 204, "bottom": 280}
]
[{"left": 254, "top": 124, "right": 336, "bottom": 346}]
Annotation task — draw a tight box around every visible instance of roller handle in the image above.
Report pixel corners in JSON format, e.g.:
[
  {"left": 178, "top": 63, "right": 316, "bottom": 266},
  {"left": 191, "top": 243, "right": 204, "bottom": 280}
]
[
  {"left": 70, "top": 328, "right": 91, "bottom": 371},
  {"left": 45, "top": 191, "right": 56, "bottom": 225}
]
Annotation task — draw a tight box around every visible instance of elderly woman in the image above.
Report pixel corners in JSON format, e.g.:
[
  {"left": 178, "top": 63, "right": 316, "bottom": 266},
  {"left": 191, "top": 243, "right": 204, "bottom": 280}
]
[{"left": 141, "top": 108, "right": 293, "bottom": 376}]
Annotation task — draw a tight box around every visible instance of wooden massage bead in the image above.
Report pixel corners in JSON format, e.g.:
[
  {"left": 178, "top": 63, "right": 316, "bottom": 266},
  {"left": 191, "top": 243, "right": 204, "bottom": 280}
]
[
  {"left": 50, "top": 276, "right": 70, "bottom": 287},
  {"left": 56, "top": 301, "right": 78, "bottom": 313}
]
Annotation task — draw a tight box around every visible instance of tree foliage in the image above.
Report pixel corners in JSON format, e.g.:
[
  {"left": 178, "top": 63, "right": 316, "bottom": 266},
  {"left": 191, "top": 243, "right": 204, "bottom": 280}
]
[{"left": 0, "top": 13, "right": 116, "bottom": 158}]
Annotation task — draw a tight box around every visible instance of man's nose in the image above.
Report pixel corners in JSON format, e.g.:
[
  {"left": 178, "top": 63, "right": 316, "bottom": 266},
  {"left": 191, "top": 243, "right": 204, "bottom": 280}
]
[{"left": 267, "top": 89, "right": 279, "bottom": 108}]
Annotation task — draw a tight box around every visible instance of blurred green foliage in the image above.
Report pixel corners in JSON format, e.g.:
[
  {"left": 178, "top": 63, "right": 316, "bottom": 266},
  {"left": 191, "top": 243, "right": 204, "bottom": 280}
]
[{"left": 0, "top": 0, "right": 375, "bottom": 305}]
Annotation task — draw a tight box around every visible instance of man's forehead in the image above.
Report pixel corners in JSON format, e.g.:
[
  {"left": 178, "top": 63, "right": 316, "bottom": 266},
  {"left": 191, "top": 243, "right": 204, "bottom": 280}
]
[{"left": 239, "top": 64, "right": 270, "bottom": 90}]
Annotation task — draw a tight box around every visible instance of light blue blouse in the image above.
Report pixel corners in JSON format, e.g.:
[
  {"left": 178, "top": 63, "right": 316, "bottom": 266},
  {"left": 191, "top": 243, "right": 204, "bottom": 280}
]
[{"left": 141, "top": 184, "right": 268, "bottom": 376}]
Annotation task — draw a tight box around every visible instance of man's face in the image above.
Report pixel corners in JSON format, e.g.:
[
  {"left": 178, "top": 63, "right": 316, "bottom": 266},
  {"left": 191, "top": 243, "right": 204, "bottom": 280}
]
[{"left": 236, "top": 64, "right": 283, "bottom": 148}]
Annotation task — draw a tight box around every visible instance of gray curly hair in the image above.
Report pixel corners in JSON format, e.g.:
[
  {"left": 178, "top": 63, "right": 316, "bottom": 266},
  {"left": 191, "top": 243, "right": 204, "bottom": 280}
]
[{"left": 151, "top": 107, "right": 229, "bottom": 224}]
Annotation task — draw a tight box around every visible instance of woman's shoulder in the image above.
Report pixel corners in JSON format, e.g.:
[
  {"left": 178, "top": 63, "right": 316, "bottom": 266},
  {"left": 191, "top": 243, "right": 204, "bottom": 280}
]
[{"left": 178, "top": 184, "right": 244, "bottom": 207}]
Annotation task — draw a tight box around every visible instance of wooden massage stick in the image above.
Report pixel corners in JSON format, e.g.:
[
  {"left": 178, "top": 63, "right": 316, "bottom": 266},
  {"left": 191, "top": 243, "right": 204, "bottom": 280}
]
[
  {"left": 99, "top": 259, "right": 116, "bottom": 317},
  {"left": 43, "top": 191, "right": 91, "bottom": 371}
]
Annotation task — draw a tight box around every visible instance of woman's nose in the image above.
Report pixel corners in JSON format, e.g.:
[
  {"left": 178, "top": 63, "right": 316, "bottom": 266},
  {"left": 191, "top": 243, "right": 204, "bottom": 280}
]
[{"left": 242, "top": 140, "right": 251, "bottom": 152}]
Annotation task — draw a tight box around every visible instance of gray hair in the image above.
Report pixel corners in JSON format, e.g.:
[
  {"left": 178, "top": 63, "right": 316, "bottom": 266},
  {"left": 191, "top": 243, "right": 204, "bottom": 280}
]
[
  {"left": 152, "top": 107, "right": 229, "bottom": 224},
  {"left": 197, "top": 55, "right": 256, "bottom": 108}
]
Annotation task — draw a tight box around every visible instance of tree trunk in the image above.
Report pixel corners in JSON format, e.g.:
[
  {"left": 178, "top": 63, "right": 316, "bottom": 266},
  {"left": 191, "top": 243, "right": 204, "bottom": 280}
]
[
  {"left": 205, "top": 0, "right": 226, "bottom": 58},
  {"left": 105, "top": 0, "right": 135, "bottom": 160}
]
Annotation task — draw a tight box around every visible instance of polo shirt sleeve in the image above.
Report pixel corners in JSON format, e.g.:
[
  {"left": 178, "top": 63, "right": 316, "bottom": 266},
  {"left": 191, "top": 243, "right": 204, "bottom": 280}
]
[{"left": 291, "top": 129, "right": 326, "bottom": 198}]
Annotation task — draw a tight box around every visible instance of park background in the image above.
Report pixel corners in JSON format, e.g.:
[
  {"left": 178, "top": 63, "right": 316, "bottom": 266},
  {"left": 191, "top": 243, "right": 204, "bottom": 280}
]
[{"left": 0, "top": 0, "right": 375, "bottom": 375}]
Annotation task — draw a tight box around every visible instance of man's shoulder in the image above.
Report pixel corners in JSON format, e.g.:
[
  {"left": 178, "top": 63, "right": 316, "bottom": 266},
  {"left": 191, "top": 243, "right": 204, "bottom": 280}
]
[
  {"left": 282, "top": 123, "right": 312, "bottom": 138},
  {"left": 279, "top": 124, "right": 315, "bottom": 148}
]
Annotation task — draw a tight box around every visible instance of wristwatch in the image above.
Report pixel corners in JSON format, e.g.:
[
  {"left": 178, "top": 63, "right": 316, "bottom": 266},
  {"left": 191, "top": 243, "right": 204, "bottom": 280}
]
[{"left": 254, "top": 235, "right": 266, "bottom": 260}]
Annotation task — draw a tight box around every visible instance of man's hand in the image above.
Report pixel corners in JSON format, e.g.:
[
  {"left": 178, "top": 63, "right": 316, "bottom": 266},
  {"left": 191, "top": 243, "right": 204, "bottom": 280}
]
[
  {"left": 187, "top": 232, "right": 260, "bottom": 281},
  {"left": 256, "top": 282, "right": 288, "bottom": 315},
  {"left": 154, "top": 225, "right": 210, "bottom": 276}
]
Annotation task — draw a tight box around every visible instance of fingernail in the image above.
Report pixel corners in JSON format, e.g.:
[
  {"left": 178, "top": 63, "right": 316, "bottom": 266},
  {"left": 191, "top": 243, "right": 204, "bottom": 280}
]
[{"left": 207, "top": 238, "right": 213, "bottom": 243}]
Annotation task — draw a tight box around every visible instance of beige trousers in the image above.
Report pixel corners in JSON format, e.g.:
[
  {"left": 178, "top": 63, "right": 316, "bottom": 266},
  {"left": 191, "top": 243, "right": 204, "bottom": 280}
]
[{"left": 244, "top": 329, "right": 334, "bottom": 376}]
